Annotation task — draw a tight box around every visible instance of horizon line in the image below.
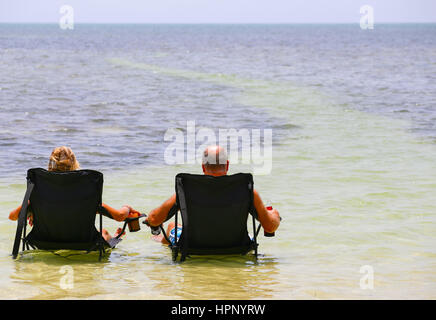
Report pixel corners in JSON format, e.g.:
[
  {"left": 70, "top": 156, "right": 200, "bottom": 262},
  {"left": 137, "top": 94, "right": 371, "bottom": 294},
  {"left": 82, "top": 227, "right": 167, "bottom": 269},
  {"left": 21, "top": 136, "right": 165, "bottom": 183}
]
[{"left": 1, "top": 21, "right": 436, "bottom": 25}]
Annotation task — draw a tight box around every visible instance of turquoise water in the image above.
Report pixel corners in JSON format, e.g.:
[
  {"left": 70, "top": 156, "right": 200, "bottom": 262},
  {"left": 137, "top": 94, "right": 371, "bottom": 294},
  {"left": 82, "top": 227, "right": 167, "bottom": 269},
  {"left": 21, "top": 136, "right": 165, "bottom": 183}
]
[{"left": 0, "top": 24, "right": 435, "bottom": 299}]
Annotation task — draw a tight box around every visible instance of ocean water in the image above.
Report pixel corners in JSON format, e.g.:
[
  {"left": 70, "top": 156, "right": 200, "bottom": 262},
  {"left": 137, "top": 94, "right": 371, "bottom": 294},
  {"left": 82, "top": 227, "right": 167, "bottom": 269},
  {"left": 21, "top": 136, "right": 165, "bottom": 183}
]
[{"left": 0, "top": 24, "right": 435, "bottom": 299}]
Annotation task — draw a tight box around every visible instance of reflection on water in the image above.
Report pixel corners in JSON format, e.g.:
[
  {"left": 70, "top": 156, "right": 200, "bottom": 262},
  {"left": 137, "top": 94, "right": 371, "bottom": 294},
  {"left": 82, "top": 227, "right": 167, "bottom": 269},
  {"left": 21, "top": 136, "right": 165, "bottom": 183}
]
[
  {"left": 11, "top": 252, "right": 110, "bottom": 299},
  {"left": 146, "top": 254, "right": 279, "bottom": 300},
  {"left": 7, "top": 248, "right": 279, "bottom": 300}
]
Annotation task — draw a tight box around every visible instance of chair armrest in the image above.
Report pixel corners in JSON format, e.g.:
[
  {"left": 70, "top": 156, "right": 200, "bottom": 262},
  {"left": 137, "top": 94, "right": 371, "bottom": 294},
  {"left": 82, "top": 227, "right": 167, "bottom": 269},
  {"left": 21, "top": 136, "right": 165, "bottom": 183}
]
[{"left": 124, "top": 213, "right": 146, "bottom": 222}]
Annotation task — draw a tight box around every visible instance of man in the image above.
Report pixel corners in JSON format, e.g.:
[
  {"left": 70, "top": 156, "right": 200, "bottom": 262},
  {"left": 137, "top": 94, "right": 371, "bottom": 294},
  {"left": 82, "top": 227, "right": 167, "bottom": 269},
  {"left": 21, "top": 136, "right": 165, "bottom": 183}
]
[{"left": 145, "top": 145, "right": 281, "bottom": 245}]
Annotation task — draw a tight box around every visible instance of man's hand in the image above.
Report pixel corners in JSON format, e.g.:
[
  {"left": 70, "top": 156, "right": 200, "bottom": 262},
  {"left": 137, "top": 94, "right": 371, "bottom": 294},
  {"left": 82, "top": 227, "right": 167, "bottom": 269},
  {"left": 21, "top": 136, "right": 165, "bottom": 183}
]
[
  {"left": 267, "top": 208, "right": 280, "bottom": 219},
  {"left": 253, "top": 190, "right": 281, "bottom": 234}
]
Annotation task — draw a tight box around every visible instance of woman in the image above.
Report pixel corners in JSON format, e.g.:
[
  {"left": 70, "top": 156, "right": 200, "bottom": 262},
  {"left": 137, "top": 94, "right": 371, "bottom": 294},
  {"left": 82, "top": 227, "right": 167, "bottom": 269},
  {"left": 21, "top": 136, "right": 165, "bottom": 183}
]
[{"left": 9, "top": 146, "right": 139, "bottom": 242}]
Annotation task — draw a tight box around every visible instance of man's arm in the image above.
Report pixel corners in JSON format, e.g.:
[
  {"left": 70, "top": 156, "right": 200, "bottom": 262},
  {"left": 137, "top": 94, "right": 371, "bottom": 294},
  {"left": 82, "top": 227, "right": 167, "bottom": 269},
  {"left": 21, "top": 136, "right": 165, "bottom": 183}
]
[
  {"left": 146, "top": 194, "right": 177, "bottom": 227},
  {"left": 253, "top": 189, "right": 281, "bottom": 233}
]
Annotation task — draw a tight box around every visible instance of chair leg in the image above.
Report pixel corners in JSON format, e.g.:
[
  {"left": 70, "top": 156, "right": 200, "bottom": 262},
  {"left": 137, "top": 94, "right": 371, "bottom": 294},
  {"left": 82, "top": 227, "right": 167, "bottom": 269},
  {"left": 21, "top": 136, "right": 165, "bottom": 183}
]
[
  {"left": 171, "top": 246, "right": 178, "bottom": 262},
  {"left": 98, "top": 245, "right": 105, "bottom": 261},
  {"left": 12, "top": 181, "right": 34, "bottom": 259}
]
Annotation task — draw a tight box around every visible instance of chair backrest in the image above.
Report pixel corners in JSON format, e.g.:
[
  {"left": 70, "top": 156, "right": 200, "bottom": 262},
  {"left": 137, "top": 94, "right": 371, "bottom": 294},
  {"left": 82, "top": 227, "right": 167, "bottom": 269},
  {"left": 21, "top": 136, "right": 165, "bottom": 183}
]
[
  {"left": 175, "top": 173, "right": 257, "bottom": 255},
  {"left": 26, "top": 168, "right": 103, "bottom": 245}
]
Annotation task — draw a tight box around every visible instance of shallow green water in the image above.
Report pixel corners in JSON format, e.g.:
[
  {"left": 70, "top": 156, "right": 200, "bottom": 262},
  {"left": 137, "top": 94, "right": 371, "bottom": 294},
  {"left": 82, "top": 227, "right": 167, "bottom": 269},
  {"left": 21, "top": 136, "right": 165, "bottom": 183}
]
[{"left": 1, "top": 63, "right": 435, "bottom": 299}]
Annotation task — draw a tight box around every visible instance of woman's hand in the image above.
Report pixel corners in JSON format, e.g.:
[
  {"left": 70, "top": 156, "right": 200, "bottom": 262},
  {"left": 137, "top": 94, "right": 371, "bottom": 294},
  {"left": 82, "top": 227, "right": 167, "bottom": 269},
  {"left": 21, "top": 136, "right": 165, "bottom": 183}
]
[{"left": 128, "top": 208, "right": 141, "bottom": 219}]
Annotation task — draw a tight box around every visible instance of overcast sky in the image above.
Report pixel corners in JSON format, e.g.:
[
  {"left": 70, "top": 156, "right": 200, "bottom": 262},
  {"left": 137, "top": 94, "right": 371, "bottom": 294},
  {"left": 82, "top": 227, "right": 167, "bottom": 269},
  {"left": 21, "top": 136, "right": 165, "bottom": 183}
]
[{"left": 0, "top": 0, "right": 435, "bottom": 23}]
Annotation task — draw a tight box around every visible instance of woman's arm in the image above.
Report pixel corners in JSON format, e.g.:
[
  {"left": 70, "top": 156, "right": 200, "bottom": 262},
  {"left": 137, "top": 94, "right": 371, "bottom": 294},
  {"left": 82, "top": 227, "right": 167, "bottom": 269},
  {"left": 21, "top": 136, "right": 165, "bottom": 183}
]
[
  {"left": 9, "top": 202, "right": 33, "bottom": 226},
  {"left": 9, "top": 205, "right": 21, "bottom": 221},
  {"left": 11, "top": 203, "right": 129, "bottom": 223},
  {"left": 102, "top": 203, "right": 130, "bottom": 222},
  {"left": 253, "top": 189, "right": 281, "bottom": 233},
  {"left": 146, "top": 194, "right": 177, "bottom": 227}
]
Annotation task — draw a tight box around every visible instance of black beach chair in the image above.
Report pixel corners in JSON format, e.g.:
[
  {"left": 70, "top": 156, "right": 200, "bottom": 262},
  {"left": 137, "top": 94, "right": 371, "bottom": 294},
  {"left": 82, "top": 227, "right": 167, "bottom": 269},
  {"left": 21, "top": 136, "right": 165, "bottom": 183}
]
[
  {"left": 12, "top": 168, "right": 140, "bottom": 260},
  {"left": 151, "top": 173, "right": 261, "bottom": 262}
]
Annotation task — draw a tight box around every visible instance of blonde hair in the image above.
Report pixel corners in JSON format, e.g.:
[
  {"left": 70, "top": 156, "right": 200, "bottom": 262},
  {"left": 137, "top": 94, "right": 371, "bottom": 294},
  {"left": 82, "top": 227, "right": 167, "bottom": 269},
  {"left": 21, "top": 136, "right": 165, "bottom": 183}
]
[{"left": 48, "top": 146, "right": 80, "bottom": 172}]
